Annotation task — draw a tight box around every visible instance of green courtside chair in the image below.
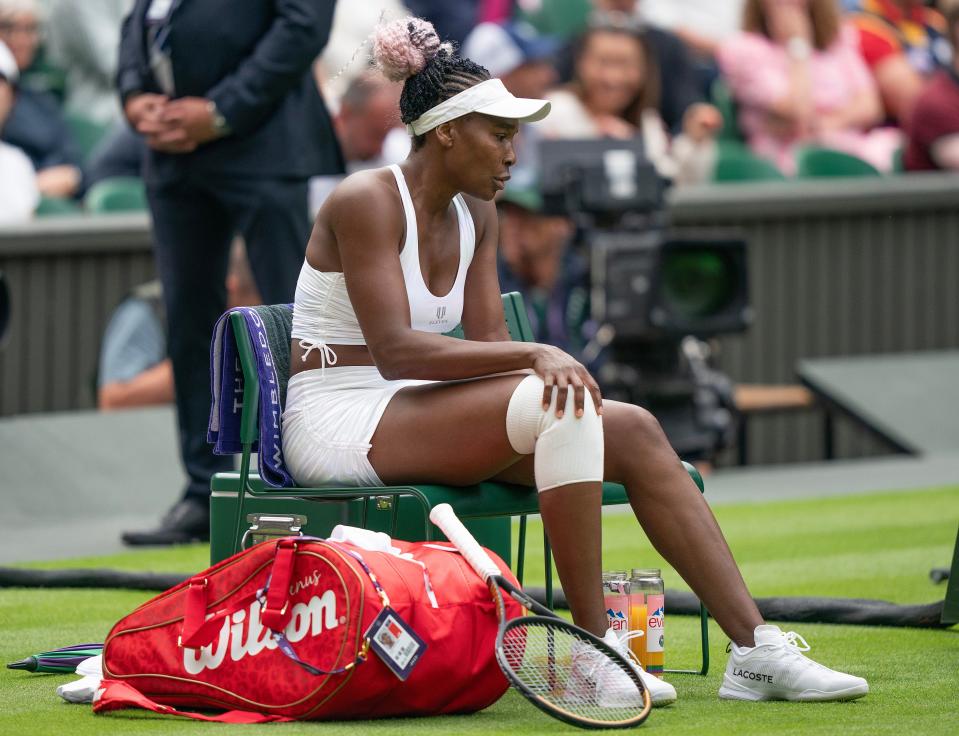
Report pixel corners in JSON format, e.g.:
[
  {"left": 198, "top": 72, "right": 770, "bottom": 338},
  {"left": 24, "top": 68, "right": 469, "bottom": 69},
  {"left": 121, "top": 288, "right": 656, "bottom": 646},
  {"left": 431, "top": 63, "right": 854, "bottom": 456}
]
[
  {"left": 711, "top": 78, "right": 742, "bottom": 143},
  {"left": 796, "top": 146, "right": 882, "bottom": 178},
  {"left": 35, "top": 196, "right": 82, "bottom": 217},
  {"left": 84, "top": 176, "right": 148, "bottom": 213},
  {"left": 713, "top": 142, "right": 787, "bottom": 182},
  {"left": 212, "top": 293, "right": 710, "bottom": 675},
  {"left": 891, "top": 145, "right": 905, "bottom": 173},
  {"left": 65, "top": 113, "right": 110, "bottom": 163}
]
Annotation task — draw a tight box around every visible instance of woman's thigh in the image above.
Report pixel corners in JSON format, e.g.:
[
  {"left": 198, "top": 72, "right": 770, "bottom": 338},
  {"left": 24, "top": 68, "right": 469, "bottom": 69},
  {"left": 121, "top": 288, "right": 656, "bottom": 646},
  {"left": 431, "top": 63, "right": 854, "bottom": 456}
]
[{"left": 368, "top": 374, "right": 529, "bottom": 486}]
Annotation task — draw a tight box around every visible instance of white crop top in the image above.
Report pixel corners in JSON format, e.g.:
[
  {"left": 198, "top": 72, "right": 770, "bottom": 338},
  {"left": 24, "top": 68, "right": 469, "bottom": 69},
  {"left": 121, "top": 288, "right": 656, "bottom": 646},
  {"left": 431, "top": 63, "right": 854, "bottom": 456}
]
[{"left": 290, "top": 164, "right": 476, "bottom": 371}]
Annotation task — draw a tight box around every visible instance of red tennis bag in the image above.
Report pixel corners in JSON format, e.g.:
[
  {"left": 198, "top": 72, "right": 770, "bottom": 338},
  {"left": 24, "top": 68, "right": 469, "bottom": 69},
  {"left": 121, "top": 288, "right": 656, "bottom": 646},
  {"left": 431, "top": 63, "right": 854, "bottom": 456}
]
[{"left": 95, "top": 536, "right": 522, "bottom": 722}]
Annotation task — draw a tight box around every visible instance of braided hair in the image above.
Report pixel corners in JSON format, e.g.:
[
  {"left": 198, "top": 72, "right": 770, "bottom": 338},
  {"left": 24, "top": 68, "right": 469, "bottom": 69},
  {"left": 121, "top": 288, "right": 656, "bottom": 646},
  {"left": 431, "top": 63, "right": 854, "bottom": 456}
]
[{"left": 372, "top": 17, "right": 490, "bottom": 149}]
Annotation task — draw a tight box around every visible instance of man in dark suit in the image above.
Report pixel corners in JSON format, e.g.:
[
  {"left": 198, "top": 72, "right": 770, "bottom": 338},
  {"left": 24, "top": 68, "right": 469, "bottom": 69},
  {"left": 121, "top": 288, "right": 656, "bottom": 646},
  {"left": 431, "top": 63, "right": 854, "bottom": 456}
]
[{"left": 118, "top": 0, "right": 343, "bottom": 545}]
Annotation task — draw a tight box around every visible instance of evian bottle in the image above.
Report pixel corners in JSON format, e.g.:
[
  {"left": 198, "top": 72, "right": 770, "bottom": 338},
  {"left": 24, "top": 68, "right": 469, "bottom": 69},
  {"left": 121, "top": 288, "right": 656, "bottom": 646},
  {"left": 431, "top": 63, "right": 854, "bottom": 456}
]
[
  {"left": 602, "top": 571, "right": 630, "bottom": 635},
  {"left": 630, "top": 568, "right": 665, "bottom": 677}
]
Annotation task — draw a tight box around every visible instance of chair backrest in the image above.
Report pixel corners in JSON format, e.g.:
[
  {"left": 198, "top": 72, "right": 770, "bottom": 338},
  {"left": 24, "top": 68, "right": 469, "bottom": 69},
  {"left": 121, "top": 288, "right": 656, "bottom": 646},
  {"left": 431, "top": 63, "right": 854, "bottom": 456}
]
[
  {"left": 228, "top": 292, "right": 534, "bottom": 446},
  {"left": 65, "top": 113, "right": 110, "bottom": 163},
  {"left": 795, "top": 147, "right": 881, "bottom": 178},
  {"left": 85, "top": 176, "right": 148, "bottom": 213},
  {"left": 713, "top": 144, "right": 787, "bottom": 182},
  {"left": 35, "top": 196, "right": 83, "bottom": 217},
  {"left": 710, "top": 78, "right": 741, "bottom": 142}
]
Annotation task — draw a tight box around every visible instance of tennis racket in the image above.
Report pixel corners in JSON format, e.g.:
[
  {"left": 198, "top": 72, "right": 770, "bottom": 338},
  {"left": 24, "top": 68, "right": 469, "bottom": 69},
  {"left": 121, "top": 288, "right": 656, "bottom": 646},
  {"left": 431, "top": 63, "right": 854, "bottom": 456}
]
[{"left": 429, "top": 504, "right": 651, "bottom": 730}]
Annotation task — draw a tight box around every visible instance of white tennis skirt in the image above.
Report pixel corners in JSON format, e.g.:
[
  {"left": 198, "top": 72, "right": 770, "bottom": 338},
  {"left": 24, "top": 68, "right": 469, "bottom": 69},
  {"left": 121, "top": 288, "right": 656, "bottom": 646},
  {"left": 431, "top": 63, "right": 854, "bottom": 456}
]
[{"left": 281, "top": 366, "right": 433, "bottom": 487}]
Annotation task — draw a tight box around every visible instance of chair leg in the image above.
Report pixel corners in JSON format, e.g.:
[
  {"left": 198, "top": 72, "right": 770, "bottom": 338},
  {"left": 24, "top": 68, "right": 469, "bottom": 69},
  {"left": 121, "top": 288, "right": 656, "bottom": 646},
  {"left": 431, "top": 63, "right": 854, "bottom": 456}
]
[
  {"left": 664, "top": 600, "right": 710, "bottom": 676},
  {"left": 544, "top": 531, "right": 553, "bottom": 610},
  {"left": 517, "top": 515, "right": 527, "bottom": 585},
  {"left": 231, "top": 490, "right": 247, "bottom": 556}
]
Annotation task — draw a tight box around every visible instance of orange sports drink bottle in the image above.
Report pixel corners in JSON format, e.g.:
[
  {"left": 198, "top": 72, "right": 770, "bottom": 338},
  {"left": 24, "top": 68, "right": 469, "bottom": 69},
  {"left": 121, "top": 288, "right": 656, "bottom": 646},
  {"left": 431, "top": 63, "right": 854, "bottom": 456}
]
[{"left": 629, "top": 568, "right": 665, "bottom": 677}]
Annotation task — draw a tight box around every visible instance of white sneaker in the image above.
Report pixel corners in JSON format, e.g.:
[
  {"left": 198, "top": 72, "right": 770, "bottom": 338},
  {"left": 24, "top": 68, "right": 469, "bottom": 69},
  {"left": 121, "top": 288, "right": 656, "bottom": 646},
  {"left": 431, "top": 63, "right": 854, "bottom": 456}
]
[
  {"left": 719, "top": 624, "right": 869, "bottom": 702},
  {"left": 600, "top": 629, "right": 677, "bottom": 707}
]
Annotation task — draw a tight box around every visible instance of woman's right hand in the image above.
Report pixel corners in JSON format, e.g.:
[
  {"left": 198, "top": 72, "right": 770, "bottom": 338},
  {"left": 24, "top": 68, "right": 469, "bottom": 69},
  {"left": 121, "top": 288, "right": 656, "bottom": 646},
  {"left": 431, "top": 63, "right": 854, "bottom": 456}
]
[{"left": 529, "top": 344, "right": 603, "bottom": 418}]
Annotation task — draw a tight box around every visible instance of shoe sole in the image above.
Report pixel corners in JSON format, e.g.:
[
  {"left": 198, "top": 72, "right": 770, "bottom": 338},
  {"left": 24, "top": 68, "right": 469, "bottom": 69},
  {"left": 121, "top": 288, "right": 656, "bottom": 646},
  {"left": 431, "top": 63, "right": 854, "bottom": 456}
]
[{"left": 718, "top": 675, "right": 868, "bottom": 702}]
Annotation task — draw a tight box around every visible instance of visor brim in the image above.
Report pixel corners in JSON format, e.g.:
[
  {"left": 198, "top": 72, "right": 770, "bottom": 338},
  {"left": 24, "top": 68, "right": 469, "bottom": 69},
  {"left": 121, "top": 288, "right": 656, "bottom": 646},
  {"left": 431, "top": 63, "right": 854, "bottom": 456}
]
[{"left": 476, "top": 95, "right": 551, "bottom": 124}]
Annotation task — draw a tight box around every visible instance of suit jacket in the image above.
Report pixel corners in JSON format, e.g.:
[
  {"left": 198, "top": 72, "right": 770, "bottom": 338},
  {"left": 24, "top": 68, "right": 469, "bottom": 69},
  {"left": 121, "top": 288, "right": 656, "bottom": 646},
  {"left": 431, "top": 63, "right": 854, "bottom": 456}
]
[{"left": 118, "top": 0, "right": 344, "bottom": 183}]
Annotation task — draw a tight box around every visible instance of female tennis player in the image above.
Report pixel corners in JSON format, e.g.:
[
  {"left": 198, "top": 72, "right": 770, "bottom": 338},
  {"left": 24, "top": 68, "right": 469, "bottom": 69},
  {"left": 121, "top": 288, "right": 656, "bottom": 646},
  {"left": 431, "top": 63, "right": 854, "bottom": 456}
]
[{"left": 282, "top": 17, "right": 868, "bottom": 706}]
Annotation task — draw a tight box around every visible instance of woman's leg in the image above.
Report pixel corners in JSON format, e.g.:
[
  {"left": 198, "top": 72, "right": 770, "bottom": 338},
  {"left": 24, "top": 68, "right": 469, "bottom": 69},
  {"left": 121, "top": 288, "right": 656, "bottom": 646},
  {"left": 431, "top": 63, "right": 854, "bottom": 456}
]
[
  {"left": 495, "top": 399, "right": 764, "bottom": 647},
  {"left": 369, "top": 374, "right": 608, "bottom": 636}
]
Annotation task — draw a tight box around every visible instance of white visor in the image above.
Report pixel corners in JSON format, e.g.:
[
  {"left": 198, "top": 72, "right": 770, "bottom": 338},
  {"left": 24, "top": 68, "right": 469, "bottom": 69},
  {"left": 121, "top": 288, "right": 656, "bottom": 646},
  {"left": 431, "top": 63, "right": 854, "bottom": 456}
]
[{"left": 406, "top": 78, "right": 550, "bottom": 136}]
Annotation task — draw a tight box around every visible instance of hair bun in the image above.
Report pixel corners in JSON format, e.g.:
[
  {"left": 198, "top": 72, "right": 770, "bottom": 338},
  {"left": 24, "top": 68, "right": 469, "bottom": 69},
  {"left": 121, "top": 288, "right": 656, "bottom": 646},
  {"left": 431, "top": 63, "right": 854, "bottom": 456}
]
[{"left": 372, "top": 17, "right": 448, "bottom": 82}]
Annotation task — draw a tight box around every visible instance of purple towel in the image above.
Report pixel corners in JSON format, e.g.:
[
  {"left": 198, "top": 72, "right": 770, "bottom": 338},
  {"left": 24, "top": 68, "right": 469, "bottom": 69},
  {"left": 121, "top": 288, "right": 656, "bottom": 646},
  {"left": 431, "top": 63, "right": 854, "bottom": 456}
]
[{"left": 207, "top": 306, "right": 295, "bottom": 488}]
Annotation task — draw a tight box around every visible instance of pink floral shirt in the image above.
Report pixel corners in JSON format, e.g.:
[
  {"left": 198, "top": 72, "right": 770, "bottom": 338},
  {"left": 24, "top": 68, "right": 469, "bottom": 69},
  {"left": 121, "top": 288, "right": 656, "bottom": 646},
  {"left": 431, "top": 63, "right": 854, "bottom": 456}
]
[{"left": 718, "top": 26, "right": 900, "bottom": 174}]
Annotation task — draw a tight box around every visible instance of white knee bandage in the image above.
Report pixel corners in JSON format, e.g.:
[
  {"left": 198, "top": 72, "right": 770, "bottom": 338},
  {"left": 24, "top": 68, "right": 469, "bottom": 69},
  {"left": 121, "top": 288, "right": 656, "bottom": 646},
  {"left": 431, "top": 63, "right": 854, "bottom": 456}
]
[{"left": 505, "top": 375, "right": 604, "bottom": 492}]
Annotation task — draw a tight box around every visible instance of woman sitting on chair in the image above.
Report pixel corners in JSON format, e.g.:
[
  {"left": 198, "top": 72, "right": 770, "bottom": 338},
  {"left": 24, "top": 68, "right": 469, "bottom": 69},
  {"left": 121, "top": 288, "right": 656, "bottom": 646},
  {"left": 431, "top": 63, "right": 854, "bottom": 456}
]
[{"left": 282, "top": 16, "right": 868, "bottom": 706}]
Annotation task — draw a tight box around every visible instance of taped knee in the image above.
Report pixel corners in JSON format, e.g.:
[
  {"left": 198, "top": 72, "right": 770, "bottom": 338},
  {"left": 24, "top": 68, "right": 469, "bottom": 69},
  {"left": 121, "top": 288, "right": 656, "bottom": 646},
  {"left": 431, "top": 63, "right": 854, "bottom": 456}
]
[{"left": 505, "top": 375, "right": 604, "bottom": 491}]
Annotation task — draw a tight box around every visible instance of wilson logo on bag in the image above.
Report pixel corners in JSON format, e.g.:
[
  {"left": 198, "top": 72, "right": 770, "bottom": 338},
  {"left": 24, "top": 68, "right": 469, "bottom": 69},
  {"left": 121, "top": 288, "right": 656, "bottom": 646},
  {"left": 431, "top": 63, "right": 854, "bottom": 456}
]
[{"left": 95, "top": 536, "right": 521, "bottom": 723}]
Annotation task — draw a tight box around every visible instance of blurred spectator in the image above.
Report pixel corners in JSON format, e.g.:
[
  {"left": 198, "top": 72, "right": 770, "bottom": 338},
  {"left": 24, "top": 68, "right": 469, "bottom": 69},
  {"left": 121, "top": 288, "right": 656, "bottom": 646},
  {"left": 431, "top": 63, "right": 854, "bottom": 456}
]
[
  {"left": 0, "top": 0, "right": 83, "bottom": 198},
  {"left": 640, "top": 1, "right": 746, "bottom": 59},
  {"left": 309, "top": 71, "right": 408, "bottom": 215},
  {"left": 404, "top": 0, "right": 480, "bottom": 47},
  {"left": 718, "top": 0, "right": 900, "bottom": 175},
  {"left": 316, "top": 0, "right": 406, "bottom": 104},
  {"left": 117, "top": 0, "right": 343, "bottom": 546},
  {"left": 334, "top": 71, "right": 405, "bottom": 169},
  {"left": 44, "top": 0, "right": 133, "bottom": 126},
  {"left": 540, "top": 22, "right": 718, "bottom": 185},
  {"left": 848, "top": 0, "right": 952, "bottom": 124},
  {"left": 84, "top": 124, "right": 145, "bottom": 188},
  {"left": 0, "top": 39, "right": 37, "bottom": 222},
  {"left": 495, "top": 184, "right": 595, "bottom": 366},
  {"left": 464, "top": 20, "right": 560, "bottom": 98},
  {"left": 98, "top": 241, "right": 260, "bottom": 411},
  {"left": 639, "top": 0, "right": 746, "bottom": 92},
  {"left": 463, "top": 20, "right": 561, "bottom": 189},
  {"left": 590, "top": 0, "right": 716, "bottom": 134},
  {"left": 904, "top": 1, "right": 959, "bottom": 169}
]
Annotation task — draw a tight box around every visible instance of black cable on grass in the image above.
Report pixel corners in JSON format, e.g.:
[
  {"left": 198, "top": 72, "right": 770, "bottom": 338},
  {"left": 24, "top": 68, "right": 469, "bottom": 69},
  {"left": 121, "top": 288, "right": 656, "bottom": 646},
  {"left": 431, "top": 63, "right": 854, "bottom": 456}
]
[
  {"left": 526, "top": 587, "right": 951, "bottom": 629},
  {"left": 0, "top": 567, "right": 186, "bottom": 591},
  {"left": 1, "top": 568, "right": 950, "bottom": 629}
]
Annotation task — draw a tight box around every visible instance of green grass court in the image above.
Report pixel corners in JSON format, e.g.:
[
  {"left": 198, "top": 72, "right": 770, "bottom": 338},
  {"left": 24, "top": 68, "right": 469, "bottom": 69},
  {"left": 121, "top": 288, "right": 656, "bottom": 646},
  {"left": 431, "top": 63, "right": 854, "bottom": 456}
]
[{"left": 2, "top": 487, "right": 957, "bottom": 735}]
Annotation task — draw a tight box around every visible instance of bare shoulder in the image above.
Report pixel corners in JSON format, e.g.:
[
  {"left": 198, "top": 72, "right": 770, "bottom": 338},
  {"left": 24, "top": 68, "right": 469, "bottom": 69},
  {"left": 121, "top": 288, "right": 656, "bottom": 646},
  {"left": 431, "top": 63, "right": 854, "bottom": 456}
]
[
  {"left": 324, "top": 168, "right": 402, "bottom": 225},
  {"left": 459, "top": 194, "right": 498, "bottom": 245},
  {"left": 308, "top": 167, "right": 404, "bottom": 268}
]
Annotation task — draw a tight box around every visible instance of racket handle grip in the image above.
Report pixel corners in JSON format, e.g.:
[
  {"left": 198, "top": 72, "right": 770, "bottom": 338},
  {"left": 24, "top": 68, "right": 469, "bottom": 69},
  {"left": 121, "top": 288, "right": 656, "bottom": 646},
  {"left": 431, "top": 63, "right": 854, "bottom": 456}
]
[{"left": 429, "top": 504, "right": 502, "bottom": 582}]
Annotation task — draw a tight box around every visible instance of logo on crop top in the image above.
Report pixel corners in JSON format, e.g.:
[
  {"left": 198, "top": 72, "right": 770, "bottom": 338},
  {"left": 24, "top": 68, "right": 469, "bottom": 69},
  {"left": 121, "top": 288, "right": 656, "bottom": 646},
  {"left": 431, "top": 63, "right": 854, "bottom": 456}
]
[{"left": 429, "top": 306, "right": 448, "bottom": 327}]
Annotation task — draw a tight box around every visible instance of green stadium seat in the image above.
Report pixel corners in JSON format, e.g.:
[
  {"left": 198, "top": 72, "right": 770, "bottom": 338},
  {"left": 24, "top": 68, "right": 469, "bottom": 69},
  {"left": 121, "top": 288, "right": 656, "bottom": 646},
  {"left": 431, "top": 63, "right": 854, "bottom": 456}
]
[
  {"left": 892, "top": 145, "right": 905, "bottom": 173},
  {"left": 84, "top": 177, "right": 148, "bottom": 213},
  {"left": 796, "top": 146, "right": 881, "bottom": 178},
  {"left": 35, "top": 196, "right": 82, "bottom": 217},
  {"left": 710, "top": 78, "right": 742, "bottom": 142},
  {"left": 65, "top": 114, "right": 110, "bottom": 163},
  {"left": 713, "top": 143, "right": 787, "bottom": 182}
]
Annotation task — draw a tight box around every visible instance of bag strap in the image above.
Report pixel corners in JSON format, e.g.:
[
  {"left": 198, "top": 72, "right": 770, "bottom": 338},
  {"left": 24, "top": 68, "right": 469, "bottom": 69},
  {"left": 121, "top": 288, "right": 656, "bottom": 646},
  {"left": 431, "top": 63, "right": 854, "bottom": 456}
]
[
  {"left": 179, "top": 538, "right": 299, "bottom": 648},
  {"left": 93, "top": 679, "right": 293, "bottom": 723},
  {"left": 179, "top": 537, "right": 392, "bottom": 676}
]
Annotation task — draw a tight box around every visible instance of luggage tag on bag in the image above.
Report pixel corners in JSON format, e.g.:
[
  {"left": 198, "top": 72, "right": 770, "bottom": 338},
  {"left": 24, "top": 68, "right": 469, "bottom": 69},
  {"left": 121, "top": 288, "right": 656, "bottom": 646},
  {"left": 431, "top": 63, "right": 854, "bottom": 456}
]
[{"left": 365, "top": 608, "right": 426, "bottom": 681}]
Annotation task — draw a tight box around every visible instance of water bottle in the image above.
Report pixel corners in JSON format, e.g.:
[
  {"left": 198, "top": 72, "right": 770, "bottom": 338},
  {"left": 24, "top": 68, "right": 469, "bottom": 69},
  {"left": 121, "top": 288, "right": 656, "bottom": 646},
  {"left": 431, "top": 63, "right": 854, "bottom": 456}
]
[
  {"left": 629, "top": 568, "right": 665, "bottom": 677},
  {"left": 602, "top": 571, "right": 630, "bottom": 635}
]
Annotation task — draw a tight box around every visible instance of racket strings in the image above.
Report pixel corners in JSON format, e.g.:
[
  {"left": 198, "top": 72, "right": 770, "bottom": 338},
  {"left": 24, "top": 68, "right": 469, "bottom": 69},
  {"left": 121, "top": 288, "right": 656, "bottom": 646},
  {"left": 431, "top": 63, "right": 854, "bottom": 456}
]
[{"left": 500, "top": 620, "right": 648, "bottom": 725}]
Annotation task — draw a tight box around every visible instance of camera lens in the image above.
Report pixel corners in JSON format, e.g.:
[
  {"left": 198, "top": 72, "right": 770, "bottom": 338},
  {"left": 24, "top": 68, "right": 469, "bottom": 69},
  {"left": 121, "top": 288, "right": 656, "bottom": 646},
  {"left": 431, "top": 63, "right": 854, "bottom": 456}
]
[{"left": 660, "top": 250, "right": 735, "bottom": 320}]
